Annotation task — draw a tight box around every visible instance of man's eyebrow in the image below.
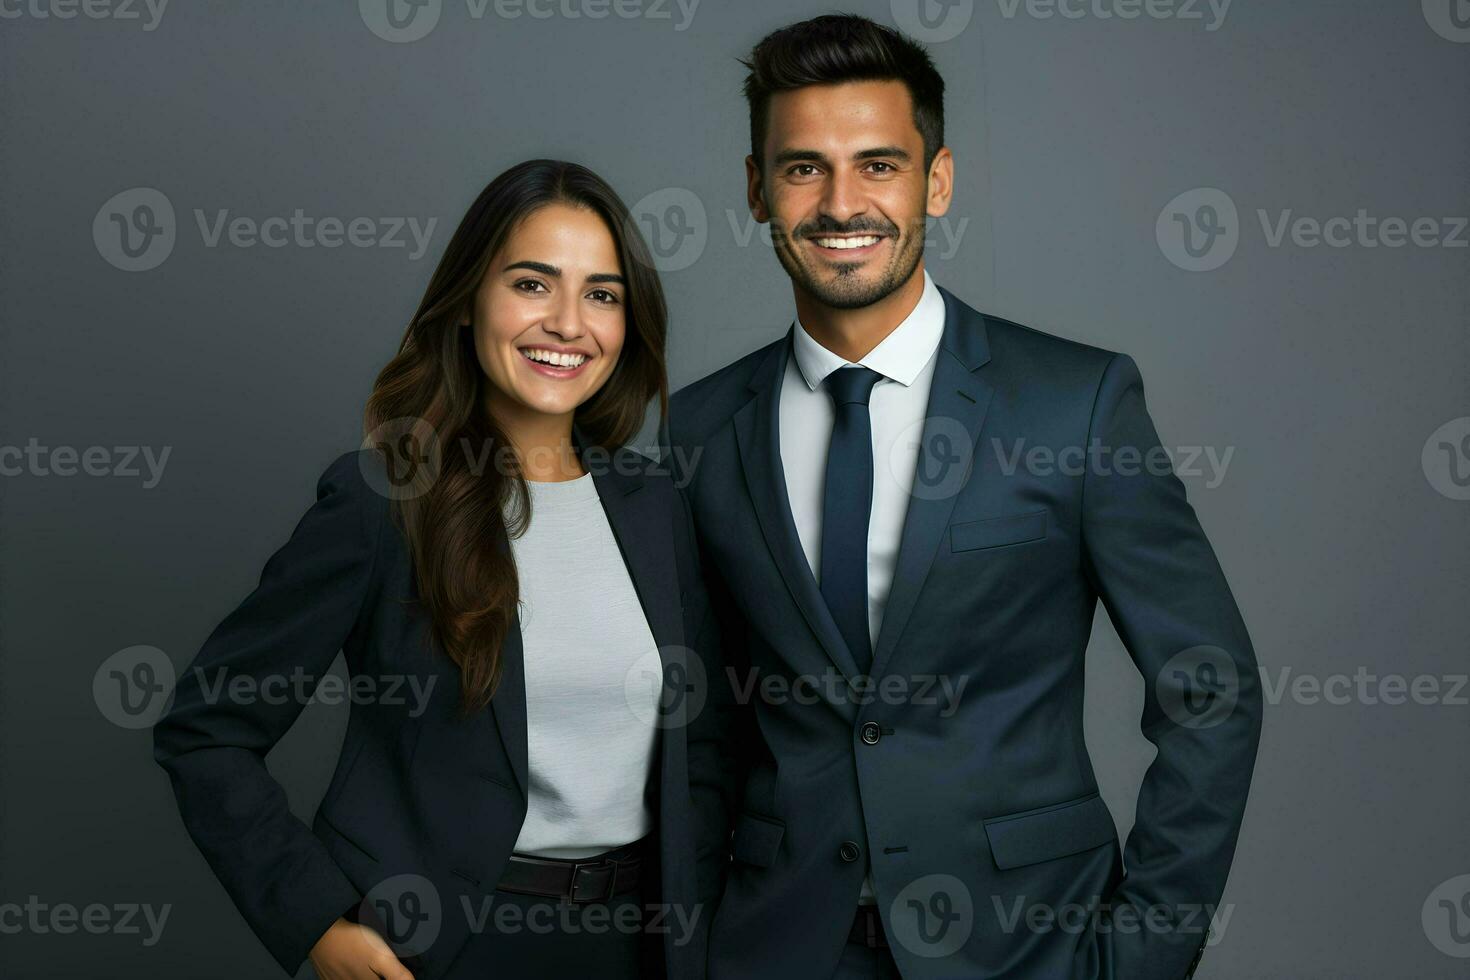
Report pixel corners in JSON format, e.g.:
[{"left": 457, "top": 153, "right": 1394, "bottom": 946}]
[
  {"left": 504, "top": 260, "right": 624, "bottom": 286},
  {"left": 769, "top": 146, "right": 912, "bottom": 167},
  {"left": 854, "top": 145, "right": 912, "bottom": 162},
  {"left": 770, "top": 148, "right": 832, "bottom": 167}
]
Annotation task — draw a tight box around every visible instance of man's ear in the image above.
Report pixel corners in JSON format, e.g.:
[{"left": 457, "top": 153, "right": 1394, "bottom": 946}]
[
  {"left": 926, "top": 146, "right": 954, "bottom": 219},
  {"left": 745, "top": 154, "right": 769, "bottom": 223}
]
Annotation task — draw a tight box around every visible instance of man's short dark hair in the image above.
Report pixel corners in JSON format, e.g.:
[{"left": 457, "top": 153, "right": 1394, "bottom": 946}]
[{"left": 740, "top": 14, "right": 946, "bottom": 171}]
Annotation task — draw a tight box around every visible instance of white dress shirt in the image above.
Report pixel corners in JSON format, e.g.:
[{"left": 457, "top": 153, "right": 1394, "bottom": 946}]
[
  {"left": 779, "top": 269, "right": 946, "bottom": 649},
  {"left": 776, "top": 270, "right": 946, "bottom": 902}
]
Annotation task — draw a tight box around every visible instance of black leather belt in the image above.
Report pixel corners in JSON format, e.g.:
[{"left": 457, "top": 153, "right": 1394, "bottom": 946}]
[
  {"left": 849, "top": 904, "right": 889, "bottom": 948},
  {"left": 495, "top": 838, "right": 646, "bottom": 904}
]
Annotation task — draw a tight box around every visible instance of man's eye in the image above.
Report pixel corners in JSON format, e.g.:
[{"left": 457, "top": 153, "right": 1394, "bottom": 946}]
[
  {"left": 867, "top": 162, "right": 894, "bottom": 174},
  {"left": 789, "top": 164, "right": 820, "bottom": 177}
]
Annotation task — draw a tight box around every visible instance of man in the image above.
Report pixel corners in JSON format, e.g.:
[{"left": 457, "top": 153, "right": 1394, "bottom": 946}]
[{"left": 668, "top": 14, "right": 1262, "bottom": 980}]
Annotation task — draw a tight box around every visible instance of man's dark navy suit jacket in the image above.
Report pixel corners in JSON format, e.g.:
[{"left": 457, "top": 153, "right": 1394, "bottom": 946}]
[
  {"left": 152, "top": 442, "right": 730, "bottom": 979},
  {"left": 666, "top": 285, "right": 1264, "bottom": 980}
]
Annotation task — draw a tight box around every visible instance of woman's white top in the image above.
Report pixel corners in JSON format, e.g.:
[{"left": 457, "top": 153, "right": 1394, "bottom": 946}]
[{"left": 505, "top": 472, "right": 661, "bottom": 859}]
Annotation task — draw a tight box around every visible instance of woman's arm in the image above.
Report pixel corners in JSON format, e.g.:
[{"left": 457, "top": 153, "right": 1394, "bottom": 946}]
[{"left": 152, "top": 450, "right": 396, "bottom": 976}]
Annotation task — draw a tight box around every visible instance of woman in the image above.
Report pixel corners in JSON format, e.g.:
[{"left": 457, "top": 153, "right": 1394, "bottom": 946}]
[{"left": 153, "top": 160, "right": 734, "bottom": 979}]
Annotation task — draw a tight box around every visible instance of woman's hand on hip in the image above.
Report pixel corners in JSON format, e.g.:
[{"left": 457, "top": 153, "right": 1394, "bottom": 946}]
[{"left": 308, "top": 917, "right": 415, "bottom": 980}]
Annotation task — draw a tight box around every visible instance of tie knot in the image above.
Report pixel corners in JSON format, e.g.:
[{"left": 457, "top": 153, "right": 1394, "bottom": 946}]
[{"left": 824, "top": 366, "right": 883, "bottom": 407}]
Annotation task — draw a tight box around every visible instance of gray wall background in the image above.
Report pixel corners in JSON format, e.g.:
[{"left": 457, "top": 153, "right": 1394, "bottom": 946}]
[{"left": 2, "top": 1, "right": 1467, "bottom": 976}]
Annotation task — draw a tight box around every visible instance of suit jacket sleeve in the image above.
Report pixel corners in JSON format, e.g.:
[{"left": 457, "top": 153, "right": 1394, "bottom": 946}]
[
  {"left": 1080, "top": 354, "right": 1264, "bottom": 980},
  {"left": 152, "top": 450, "right": 385, "bottom": 976}
]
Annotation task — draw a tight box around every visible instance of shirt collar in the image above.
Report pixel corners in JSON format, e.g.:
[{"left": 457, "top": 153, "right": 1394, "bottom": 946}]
[{"left": 791, "top": 270, "right": 946, "bottom": 392}]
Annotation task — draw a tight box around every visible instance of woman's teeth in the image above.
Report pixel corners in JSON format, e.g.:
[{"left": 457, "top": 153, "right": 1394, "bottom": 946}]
[
  {"left": 814, "top": 235, "right": 882, "bottom": 249},
  {"left": 521, "top": 348, "right": 588, "bottom": 368}
]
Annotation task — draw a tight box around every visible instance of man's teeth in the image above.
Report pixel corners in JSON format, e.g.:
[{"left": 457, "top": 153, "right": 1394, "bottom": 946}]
[
  {"left": 521, "top": 348, "right": 588, "bottom": 368},
  {"left": 814, "top": 235, "right": 882, "bottom": 249}
]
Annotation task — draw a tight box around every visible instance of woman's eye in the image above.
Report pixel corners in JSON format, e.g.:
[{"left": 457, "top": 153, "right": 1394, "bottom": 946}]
[
  {"left": 514, "top": 279, "right": 548, "bottom": 294},
  {"left": 588, "top": 288, "right": 620, "bottom": 306}
]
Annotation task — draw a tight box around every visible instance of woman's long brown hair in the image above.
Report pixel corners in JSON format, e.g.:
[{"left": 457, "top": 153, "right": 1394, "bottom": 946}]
[{"left": 364, "top": 160, "right": 668, "bottom": 714}]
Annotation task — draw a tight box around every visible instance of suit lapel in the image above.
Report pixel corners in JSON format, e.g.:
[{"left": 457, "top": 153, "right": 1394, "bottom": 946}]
[
  {"left": 487, "top": 431, "right": 685, "bottom": 803},
  {"left": 587, "top": 445, "right": 684, "bottom": 658},
  {"left": 869, "top": 288, "right": 994, "bottom": 679},
  {"left": 489, "top": 617, "right": 529, "bottom": 797},
  {"left": 733, "top": 332, "right": 864, "bottom": 683}
]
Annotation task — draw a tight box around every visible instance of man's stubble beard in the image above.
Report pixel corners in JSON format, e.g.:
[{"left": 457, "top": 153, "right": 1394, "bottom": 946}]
[{"left": 769, "top": 214, "right": 927, "bottom": 312}]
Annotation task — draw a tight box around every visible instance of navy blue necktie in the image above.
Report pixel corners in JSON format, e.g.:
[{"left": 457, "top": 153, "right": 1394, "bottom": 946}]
[{"left": 819, "top": 366, "right": 883, "bottom": 674}]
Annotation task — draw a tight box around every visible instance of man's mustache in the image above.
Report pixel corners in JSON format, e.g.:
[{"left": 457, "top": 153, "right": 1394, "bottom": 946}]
[
  {"left": 801, "top": 219, "right": 898, "bottom": 237},
  {"left": 775, "top": 217, "right": 901, "bottom": 240}
]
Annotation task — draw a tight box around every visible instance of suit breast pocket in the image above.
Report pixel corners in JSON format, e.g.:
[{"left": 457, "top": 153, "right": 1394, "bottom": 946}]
[{"left": 950, "top": 510, "right": 1048, "bottom": 553}]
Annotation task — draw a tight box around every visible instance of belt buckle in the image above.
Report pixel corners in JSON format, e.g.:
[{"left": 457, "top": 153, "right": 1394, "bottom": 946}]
[{"left": 568, "top": 858, "right": 616, "bottom": 904}]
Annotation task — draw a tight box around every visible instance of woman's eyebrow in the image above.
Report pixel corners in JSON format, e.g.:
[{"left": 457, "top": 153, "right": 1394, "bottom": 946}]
[
  {"left": 503, "top": 261, "right": 623, "bottom": 286},
  {"left": 504, "top": 259, "right": 559, "bottom": 276}
]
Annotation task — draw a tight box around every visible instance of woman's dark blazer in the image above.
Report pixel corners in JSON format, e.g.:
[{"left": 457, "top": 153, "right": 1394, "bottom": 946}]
[{"left": 152, "top": 440, "right": 737, "bottom": 979}]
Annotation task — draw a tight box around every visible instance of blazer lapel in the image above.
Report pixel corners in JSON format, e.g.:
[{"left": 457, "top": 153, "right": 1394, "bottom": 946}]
[
  {"left": 487, "top": 430, "right": 687, "bottom": 803},
  {"left": 869, "top": 288, "right": 995, "bottom": 679},
  {"left": 733, "top": 332, "right": 864, "bottom": 683},
  {"left": 582, "top": 433, "right": 692, "bottom": 871},
  {"left": 432, "top": 443, "right": 689, "bottom": 980},
  {"left": 585, "top": 442, "right": 684, "bottom": 657},
  {"left": 489, "top": 617, "right": 529, "bottom": 798}
]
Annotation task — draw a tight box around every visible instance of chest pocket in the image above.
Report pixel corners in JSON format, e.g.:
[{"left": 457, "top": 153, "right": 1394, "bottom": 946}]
[{"left": 950, "top": 510, "right": 1047, "bottom": 552}]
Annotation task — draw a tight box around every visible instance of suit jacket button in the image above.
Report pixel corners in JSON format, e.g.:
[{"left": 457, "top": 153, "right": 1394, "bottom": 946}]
[
  {"left": 839, "top": 841, "right": 862, "bottom": 863},
  {"left": 859, "top": 722, "right": 881, "bottom": 745}
]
